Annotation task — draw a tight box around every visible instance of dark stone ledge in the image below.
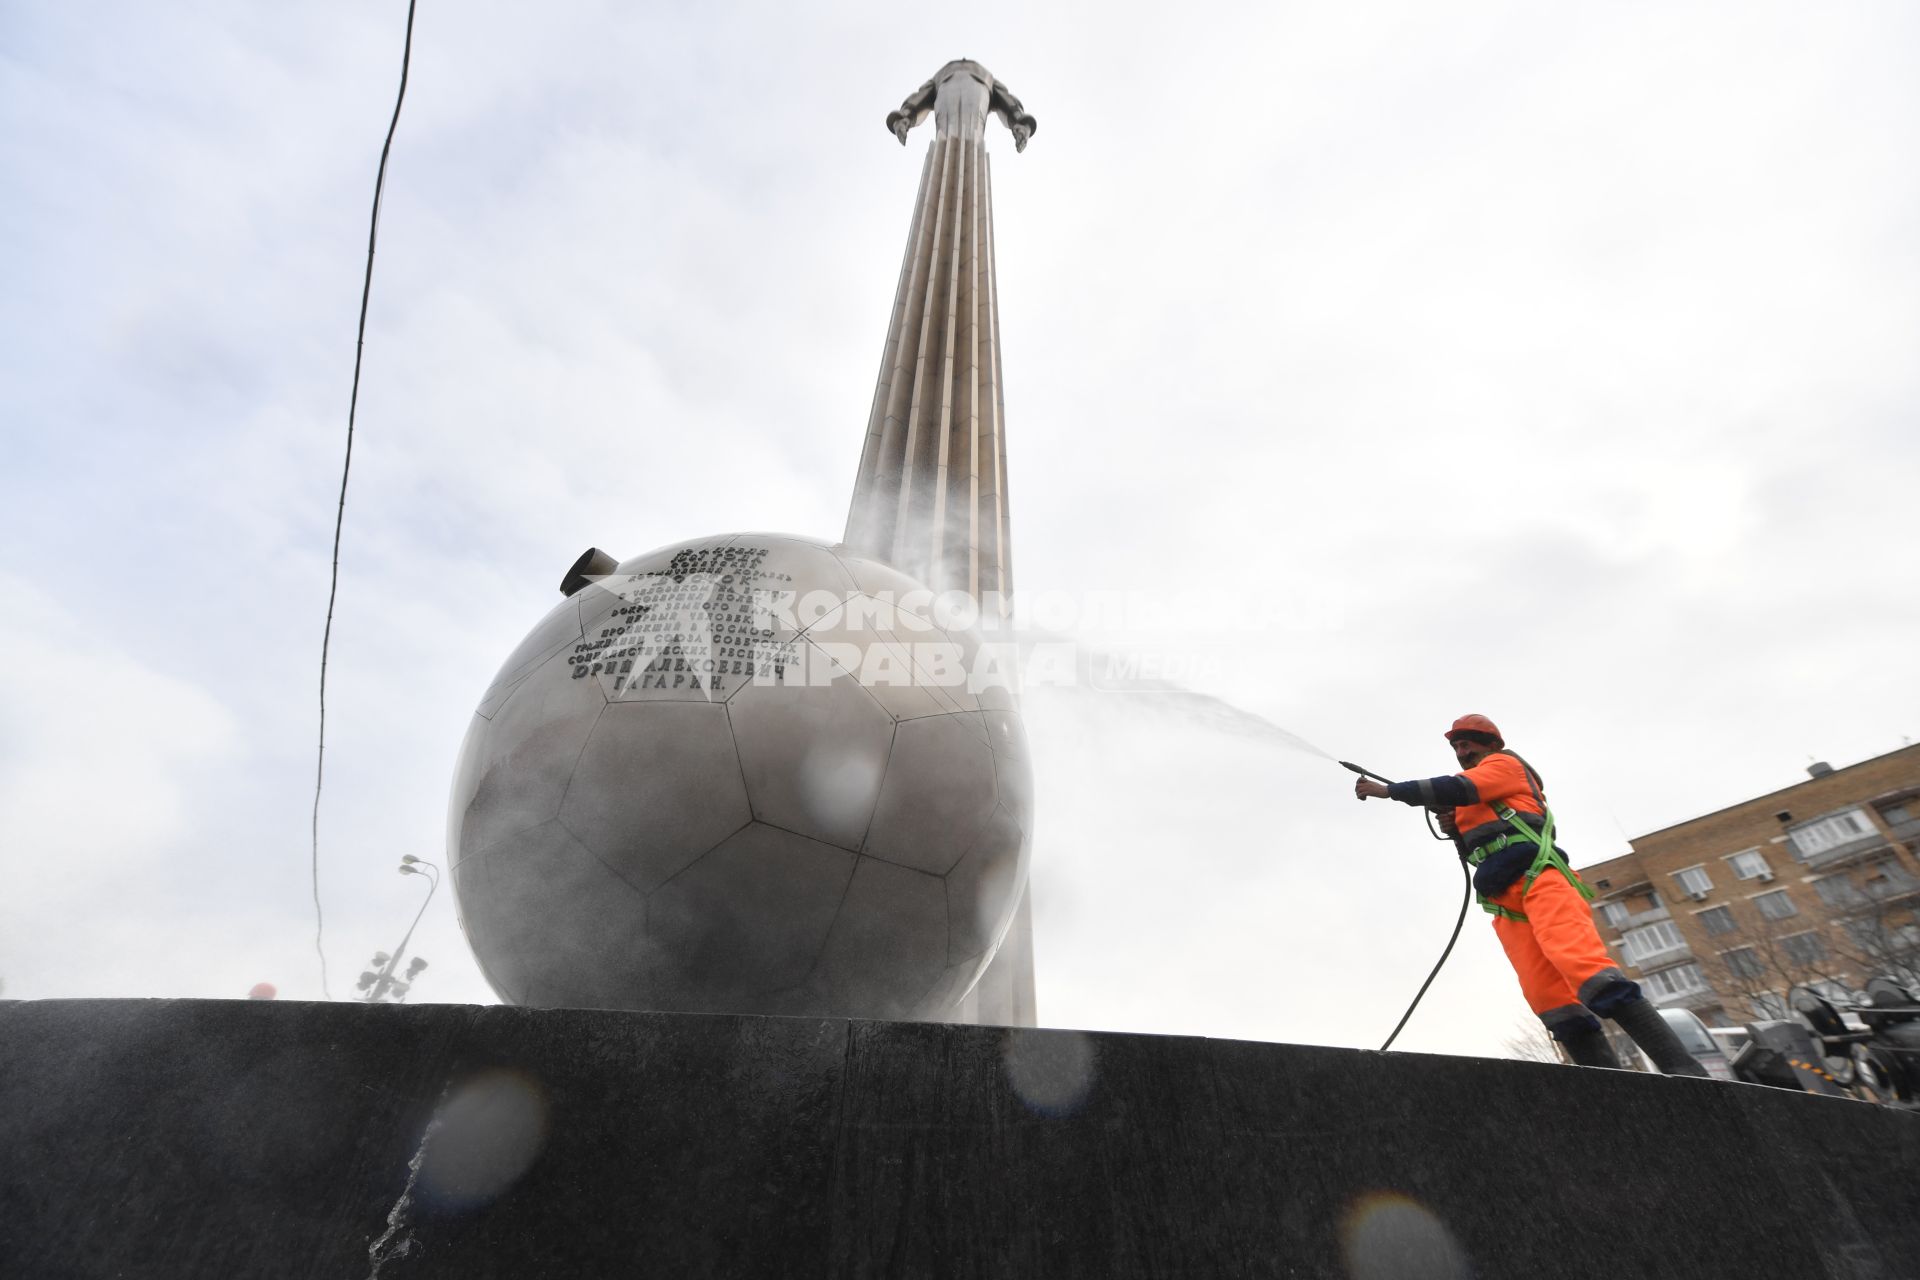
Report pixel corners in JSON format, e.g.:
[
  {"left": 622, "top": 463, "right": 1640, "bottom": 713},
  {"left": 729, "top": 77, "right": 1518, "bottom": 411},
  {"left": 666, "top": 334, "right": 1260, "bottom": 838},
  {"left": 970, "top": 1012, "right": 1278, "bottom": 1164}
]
[{"left": 1, "top": 999, "right": 1913, "bottom": 1278}]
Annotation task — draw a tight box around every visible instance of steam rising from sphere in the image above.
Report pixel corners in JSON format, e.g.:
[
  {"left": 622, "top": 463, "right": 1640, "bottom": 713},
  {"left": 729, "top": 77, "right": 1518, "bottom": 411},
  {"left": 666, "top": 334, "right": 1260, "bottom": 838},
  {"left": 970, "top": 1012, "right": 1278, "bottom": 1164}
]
[{"left": 448, "top": 533, "right": 1033, "bottom": 1020}]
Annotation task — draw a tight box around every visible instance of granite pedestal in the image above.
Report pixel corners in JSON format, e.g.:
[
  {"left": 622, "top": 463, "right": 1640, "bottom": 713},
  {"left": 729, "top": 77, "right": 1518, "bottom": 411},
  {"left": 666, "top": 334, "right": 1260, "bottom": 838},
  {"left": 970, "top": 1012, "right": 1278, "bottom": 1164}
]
[{"left": 2, "top": 999, "right": 1914, "bottom": 1278}]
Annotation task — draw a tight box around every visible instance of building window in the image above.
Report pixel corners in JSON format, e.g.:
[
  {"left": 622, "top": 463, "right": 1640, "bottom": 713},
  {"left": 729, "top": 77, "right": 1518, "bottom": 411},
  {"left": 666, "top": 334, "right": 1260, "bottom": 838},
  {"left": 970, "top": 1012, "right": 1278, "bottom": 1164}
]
[
  {"left": 1723, "top": 947, "right": 1765, "bottom": 979},
  {"left": 1842, "top": 917, "right": 1886, "bottom": 950},
  {"left": 1597, "top": 901, "right": 1630, "bottom": 929},
  {"left": 1674, "top": 866, "right": 1713, "bottom": 897},
  {"left": 1622, "top": 921, "right": 1686, "bottom": 966},
  {"left": 1727, "top": 849, "right": 1771, "bottom": 880},
  {"left": 1879, "top": 803, "right": 1913, "bottom": 826},
  {"left": 1780, "top": 931, "right": 1826, "bottom": 967},
  {"left": 1753, "top": 889, "right": 1799, "bottom": 920},
  {"left": 1866, "top": 859, "right": 1918, "bottom": 897},
  {"left": 1641, "top": 962, "right": 1709, "bottom": 1002},
  {"left": 1788, "top": 809, "right": 1878, "bottom": 860},
  {"left": 1813, "top": 875, "right": 1864, "bottom": 909},
  {"left": 1697, "top": 905, "right": 1736, "bottom": 936}
]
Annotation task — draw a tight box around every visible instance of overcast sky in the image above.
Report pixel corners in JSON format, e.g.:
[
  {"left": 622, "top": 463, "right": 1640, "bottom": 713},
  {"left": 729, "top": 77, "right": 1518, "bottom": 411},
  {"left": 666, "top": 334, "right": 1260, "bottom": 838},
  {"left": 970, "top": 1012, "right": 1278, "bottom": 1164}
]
[{"left": 3, "top": 1, "right": 1916, "bottom": 1061}]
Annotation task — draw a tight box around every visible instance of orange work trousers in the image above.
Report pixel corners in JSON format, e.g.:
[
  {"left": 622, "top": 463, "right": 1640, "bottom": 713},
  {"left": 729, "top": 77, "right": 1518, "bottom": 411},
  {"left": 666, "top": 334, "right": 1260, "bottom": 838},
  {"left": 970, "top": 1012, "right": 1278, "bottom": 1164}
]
[{"left": 1486, "top": 868, "right": 1618, "bottom": 1016}]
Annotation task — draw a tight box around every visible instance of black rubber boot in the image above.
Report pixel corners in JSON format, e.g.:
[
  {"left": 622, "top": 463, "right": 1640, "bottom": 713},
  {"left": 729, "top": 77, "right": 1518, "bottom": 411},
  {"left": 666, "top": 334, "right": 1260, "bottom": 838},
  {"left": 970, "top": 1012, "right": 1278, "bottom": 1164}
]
[
  {"left": 1609, "top": 997, "right": 1710, "bottom": 1077},
  {"left": 1558, "top": 1022, "right": 1623, "bottom": 1069}
]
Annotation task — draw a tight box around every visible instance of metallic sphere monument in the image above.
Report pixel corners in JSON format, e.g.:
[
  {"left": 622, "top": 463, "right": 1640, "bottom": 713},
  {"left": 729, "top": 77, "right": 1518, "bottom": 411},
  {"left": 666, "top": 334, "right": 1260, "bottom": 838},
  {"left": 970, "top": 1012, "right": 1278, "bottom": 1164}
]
[{"left": 449, "top": 60, "right": 1040, "bottom": 1024}]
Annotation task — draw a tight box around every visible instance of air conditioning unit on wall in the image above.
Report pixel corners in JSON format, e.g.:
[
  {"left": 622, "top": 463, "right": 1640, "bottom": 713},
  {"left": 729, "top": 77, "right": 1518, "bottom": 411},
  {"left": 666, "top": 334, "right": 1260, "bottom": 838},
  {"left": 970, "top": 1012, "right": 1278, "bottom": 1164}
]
[
  {"left": 1756, "top": 870, "right": 1775, "bottom": 882},
  {"left": 1687, "top": 888, "right": 1709, "bottom": 901}
]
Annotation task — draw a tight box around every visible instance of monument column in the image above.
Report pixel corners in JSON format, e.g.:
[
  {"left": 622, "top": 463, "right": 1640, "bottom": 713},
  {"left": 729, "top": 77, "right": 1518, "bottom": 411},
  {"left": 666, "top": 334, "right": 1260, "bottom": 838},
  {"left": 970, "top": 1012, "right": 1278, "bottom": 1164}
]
[
  {"left": 845, "top": 59, "right": 1034, "bottom": 602},
  {"left": 845, "top": 60, "right": 1038, "bottom": 1026}
]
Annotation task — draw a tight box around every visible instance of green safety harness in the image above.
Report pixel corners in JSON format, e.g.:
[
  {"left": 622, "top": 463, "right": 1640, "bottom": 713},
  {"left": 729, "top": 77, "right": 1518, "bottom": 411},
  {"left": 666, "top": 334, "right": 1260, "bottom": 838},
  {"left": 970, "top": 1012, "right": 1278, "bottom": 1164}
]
[{"left": 1464, "top": 754, "right": 1596, "bottom": 923}]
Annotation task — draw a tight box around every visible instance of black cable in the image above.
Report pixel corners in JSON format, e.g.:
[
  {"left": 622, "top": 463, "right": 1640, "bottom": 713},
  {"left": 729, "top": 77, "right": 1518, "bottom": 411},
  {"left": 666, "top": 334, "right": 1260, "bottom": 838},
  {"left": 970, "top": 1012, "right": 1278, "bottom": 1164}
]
[
  {"left": 1380, "top": 850, "right": 1472, "bottom": 1051},
  {"left": 312, "top": 0, "right": 420, "bottom": 1000},
  {"left": 1372, "top": 800, "right": 1471, "bottom": 1052}
]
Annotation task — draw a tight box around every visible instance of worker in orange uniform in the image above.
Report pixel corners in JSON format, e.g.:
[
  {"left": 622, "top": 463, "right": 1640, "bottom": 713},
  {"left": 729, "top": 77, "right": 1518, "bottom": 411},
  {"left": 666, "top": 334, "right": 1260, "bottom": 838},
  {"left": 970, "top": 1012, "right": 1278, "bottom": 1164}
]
[{"left": 1354, "top": 715, "right": 1708, "bottom": 1075}]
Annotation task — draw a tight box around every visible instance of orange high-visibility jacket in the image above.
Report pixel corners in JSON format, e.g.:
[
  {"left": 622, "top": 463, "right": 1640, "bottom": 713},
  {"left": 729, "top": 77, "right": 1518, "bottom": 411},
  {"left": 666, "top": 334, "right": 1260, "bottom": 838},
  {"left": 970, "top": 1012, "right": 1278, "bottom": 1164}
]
[
  {"left": 1389, "top": 751, "right": 1547, "bottom": 852},
  {"left": 1451, "top": 752, "right": 1545, "bottom": 837}
]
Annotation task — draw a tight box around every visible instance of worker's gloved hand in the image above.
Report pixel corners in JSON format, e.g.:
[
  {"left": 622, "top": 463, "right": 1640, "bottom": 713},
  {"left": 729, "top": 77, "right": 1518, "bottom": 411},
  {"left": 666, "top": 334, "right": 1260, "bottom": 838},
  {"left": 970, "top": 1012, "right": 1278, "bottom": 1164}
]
[
  {"left": 1354, "top": 778, "right": 1392, "bottom": 801},
  {"left": 1436, "top": 808, "right": 1459, "bottom": 838}
]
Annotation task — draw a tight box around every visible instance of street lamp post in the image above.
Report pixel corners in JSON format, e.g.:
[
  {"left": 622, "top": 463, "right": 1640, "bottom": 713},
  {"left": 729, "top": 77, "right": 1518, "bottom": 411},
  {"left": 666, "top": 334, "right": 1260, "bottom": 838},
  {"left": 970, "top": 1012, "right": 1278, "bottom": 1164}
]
[{"left": 357, "top": 856, "right": 438, "bottom": 1003}]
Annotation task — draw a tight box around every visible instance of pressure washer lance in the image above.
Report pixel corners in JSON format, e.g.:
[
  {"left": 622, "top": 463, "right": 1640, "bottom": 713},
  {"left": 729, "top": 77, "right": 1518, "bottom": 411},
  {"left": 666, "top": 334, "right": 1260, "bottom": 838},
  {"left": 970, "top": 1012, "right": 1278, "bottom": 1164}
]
[
  {"left": 1340, "top": 761, "right": 1474, "bottom": 1052},
  {"left": 1340, "top": 761, "right": 1393, "bottom": 790}
]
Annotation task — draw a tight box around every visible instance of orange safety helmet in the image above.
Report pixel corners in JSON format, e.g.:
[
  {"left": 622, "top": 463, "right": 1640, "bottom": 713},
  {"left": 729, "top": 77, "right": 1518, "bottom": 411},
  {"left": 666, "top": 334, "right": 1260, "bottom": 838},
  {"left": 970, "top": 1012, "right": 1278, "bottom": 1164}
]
[{"left": 1445, "top": 713, "right": 1503, "bottom": 745}]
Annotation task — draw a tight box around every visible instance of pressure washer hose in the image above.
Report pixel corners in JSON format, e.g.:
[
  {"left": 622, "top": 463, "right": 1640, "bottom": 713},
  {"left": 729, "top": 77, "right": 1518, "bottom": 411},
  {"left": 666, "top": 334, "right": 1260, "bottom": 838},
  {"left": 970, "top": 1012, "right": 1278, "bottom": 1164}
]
[
  {"left": 1341, "top": 761, "right": 1474, "bottom": 1051},
  {"left": 1379, "top": 829, "right": 1472, "bottom": 1051}
]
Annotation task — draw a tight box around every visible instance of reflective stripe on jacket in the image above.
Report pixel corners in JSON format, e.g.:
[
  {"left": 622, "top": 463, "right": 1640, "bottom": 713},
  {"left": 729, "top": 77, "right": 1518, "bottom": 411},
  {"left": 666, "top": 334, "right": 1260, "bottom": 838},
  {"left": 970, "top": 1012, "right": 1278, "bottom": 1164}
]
[{"left": 1387, "top": 751, "right": 1547, "bottom": 853}]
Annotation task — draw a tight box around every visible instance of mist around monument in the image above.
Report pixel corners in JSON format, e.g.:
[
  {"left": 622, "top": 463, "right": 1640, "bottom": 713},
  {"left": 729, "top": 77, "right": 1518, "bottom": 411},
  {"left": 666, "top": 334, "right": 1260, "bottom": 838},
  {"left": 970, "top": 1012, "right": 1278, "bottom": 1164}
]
[{"left": 3, "top": 3, "right": 1918, "bottom": 1068}]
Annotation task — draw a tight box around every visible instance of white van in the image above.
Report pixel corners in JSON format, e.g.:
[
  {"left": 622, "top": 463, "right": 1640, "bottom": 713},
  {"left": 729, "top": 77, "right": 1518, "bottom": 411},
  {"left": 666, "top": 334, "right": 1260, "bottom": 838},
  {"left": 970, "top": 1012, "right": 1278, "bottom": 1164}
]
[
  {"left": 1707, "top": 1025, "right": 1751, "bottom": 1059},
  {"left": 1649, "top": 1008, "right": 1737, "bottom": 1080}
]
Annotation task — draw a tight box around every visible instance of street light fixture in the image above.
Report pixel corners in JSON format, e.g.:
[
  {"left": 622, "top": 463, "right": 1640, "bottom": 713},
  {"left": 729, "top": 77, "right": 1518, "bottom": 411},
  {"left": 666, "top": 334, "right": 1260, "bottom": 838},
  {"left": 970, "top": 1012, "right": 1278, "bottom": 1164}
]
[{"left": 357, "top": 856, "right": 439, "bottom": 1003}]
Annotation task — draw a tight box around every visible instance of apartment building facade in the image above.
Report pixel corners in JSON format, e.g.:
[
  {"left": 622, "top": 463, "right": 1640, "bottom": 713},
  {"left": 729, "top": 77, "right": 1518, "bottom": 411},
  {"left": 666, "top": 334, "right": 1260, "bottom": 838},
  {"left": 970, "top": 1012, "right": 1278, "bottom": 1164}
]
[{"left": 1576, "top": 743, "right": 1920, "bottom": 1028}]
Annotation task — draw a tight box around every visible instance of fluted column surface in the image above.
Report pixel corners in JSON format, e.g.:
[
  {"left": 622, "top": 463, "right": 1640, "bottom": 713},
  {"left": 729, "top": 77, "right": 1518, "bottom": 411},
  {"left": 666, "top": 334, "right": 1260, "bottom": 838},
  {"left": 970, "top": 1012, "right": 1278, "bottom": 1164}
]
[{"left": 844, "top": 136, "right": 1013, "bottom": 606}]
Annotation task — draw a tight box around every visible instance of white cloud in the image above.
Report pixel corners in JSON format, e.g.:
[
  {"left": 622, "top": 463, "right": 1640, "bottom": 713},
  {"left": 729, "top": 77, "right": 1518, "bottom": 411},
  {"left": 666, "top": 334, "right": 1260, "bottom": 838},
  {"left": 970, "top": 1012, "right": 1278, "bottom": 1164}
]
[{"left": 0, "top": 575, "right": 243, "bottom": 992}]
